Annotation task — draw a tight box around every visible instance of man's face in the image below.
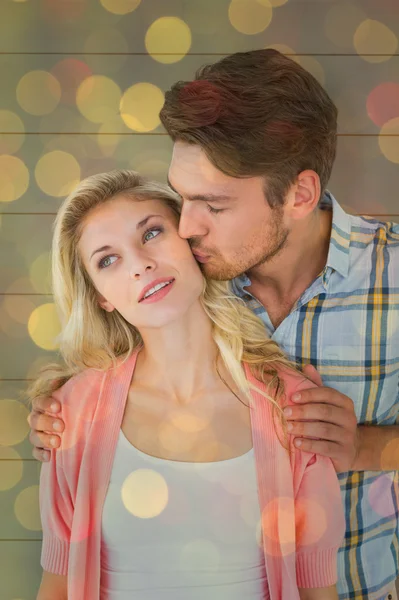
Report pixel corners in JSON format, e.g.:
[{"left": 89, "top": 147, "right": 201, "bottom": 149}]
[{"left": 168, "top": 141, "right": 290, "bottom": 281}]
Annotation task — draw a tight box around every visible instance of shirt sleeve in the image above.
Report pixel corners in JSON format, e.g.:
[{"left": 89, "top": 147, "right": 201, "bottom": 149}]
[{"left": 39, "top": 391, "right": 73, "bottom": 575}]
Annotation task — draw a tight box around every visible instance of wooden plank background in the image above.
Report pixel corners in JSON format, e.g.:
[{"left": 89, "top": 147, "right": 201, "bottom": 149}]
[{"left": 1, "top": 0, "right": 399, "bottom": 598}]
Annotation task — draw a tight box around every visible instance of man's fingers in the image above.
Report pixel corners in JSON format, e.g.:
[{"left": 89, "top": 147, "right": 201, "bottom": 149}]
[
  {"left": 292, "top": 386, "right": 351, "bottom": 408},
  {"left": 302, "top": 364, "right": 323, "bottom": 387},
  {"left": 29, "top": 429, "right": 60, "bottom": 451},
  {"left": 284, "top": 403, "right": 349, "bottom": 428},
  {"left": 32, "top": 447, "right": 51, "bottom": 463},
  {"left": 31, "top": 394, "right": 60, "bottom": 414},
  {"left": 28, "top": 410, "right": 64, "bottom": 434},
  {"left": 287, "top": 419, "right": 346, "bottom": 443}
]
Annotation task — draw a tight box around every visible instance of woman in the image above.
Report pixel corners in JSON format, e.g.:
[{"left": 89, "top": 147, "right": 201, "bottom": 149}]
[{"left": 32, "top": 170, "right": 344, "bottom": 600}]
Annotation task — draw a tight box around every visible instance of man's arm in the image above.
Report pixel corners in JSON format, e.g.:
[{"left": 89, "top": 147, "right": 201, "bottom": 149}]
[
  {"left": 28, "top": 395, "right": 64, "bottom": 462},
  {"left": 352, "top": 424, "right": 399, "bottom": 471}
]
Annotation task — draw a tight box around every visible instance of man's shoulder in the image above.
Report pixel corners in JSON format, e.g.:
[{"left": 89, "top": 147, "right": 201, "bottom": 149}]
[{"left": 351, "top": 214, "right": 399, "bottom": 249}]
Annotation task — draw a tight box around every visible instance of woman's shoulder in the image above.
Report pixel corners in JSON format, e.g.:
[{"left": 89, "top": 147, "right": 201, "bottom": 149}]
[
  {"left": 277, "top": 364, "right": 317, "bottom": 408},
  {"left": 52, "top": 366, "right": 107, "bottom": 406}
]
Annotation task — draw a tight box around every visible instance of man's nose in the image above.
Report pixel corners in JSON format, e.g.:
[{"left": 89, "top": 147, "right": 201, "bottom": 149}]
[{"left": 178, "top": 203, "right": 207, "bottom": 239}]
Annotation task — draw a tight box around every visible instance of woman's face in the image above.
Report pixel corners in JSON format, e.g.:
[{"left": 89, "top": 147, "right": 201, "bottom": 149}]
[{"left": 79, "top": 195, "right": 205, "bottom": 331}]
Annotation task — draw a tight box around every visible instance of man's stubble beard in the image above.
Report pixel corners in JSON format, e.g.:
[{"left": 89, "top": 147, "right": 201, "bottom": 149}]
[{"left": 201, "top": 211, "right": 289, "bottom": 282}]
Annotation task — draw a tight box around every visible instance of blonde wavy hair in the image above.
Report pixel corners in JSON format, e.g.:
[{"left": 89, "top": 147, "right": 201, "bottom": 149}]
[{"left": 28, "top": 169, "right": 298, "bottom": 440}]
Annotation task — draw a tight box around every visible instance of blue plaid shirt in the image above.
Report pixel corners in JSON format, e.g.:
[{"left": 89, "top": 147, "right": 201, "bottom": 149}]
[{"left": 231, "top": 192, "right": 399, "bottom": 600}]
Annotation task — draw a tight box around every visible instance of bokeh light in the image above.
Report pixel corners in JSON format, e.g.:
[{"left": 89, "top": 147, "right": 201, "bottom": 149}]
[
  {"left": 97, "top": 115, "right": 128, "bottom": 157},
  {"left": 325, "top": 3, "right": 366, "bottom": 49},
  {"left": 35, "top": 150, "right": 81, "bottom": 197},
  {"left": 368, "top": 472, "right": 396, "bottom": 517},
  {"left": 158, "top": 421, "right": 198, "bottom": 455},
  {"left": 266, "top": 43, "right": 295, "bottom": 55},
  {"left": 0, "top": 155, "right": 29, "bottom": 203},
  {"left": 261, "top": 496, "right": 295, "bottom": 556},
  {"left": 120, "top": 83, "right": 164, "bottom": 132},
  {"left": 131, "top": 157, "right": 169, "bottom": 181},
  {"left": 379, "top": 117, "right": 399, "bottom": 164},
  {"left": 3, "top": 295, "right": 36, "bottom": 327},
  {"left": 354, "top": 19, "right": 398, "bottom": 63},
  {"left": 0, "top": 110, "right": 25, "bottom": 154},
  {"left": 0, "top": 447, "right": 23, "bottom": 492},
  {"left": 77, "top": 75, "right": 122, "bottom": 124},
  {"left": 292, "top": 56, "right": 325, "bottom": 86},
  {"left": 100, "top": 0, "right": 141, "bottom": 15},
  {"left": 41, "top": 0, "right": 86, "bottom": 21},
  {"left": 84, "top": 28, "right": 129, "bottom": 74},
  {"left": 14, "top": 485, "right": 41, "bottom": 531},
  {"left": 295, "top": 498, "right": 327, "bottom": 545},
  {"left": 27, "top": 303, "right": 61, "bottom": 350},
  {"left": 0, "top": 399, "right": 29, "bottom": 446},
  {"left": 169, "top": 409, "right": 209, "bottom": 433},
  {"left": 121, "top": 469, "right": 168, "bottom": 518},
  {"left": 51, "top": 58, "right": 92, "bottom": 105},
  {"left": 29, "top": 252, "right": 52, "bottom": 294},
  {"left": 229, "top": 0, "right": 273, "bottom": 35},
  {"left": 16, "top": 70, "right": 61, "bottom": 116},
  {"left": 367, "top": 83, "right": 399, "bottom": 127},
  {"left": 335, "top": 86, "right": 372, "bottom": 134},
  {"left": 145, "top": 17, "right": 192, "bottom": 64}
]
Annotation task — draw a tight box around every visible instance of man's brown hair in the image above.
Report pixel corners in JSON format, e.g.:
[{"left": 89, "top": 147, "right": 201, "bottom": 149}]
[{"left": 160, "top": 49, "right": 338, "bottom": 207}]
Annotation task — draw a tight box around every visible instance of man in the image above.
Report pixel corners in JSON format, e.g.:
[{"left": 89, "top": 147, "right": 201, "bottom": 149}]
[{"left": 28, "top": 50, "right": 398, "bottom": 599}]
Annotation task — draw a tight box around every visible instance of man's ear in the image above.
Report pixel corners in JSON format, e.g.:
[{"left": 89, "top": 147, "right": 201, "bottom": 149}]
[
  {"left": 98, "top": 294, "right": 115, "bottom": 313},
  {"left": 290, "top": 170, "right": 321, "bottom": 220}
]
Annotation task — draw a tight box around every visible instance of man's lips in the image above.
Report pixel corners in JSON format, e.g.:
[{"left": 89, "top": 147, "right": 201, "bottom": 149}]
[{"left": 192, "top": 251, "right": 211, "bottom": 264}]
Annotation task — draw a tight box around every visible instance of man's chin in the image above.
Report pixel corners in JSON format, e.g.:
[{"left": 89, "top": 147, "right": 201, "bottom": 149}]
[{"left": 200, "top": 261, "right": 241, "bottom": 282}]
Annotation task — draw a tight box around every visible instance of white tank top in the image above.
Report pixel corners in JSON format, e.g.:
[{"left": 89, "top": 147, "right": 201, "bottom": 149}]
[{"left": 100, "top": 429, "right": 269, "bottom": 599}]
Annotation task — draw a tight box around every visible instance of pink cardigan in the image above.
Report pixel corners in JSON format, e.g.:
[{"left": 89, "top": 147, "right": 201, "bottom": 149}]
[{"left": 39, "top": 350, "right": 345, "bottom": 599}]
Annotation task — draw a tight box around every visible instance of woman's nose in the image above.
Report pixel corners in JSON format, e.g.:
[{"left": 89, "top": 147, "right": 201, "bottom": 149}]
[{"left": 131, "top": 263, "right": 154, "bottom": 280}]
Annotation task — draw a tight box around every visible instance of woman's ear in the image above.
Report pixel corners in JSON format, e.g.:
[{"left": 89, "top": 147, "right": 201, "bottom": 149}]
[{"left": 98, "top": 294, "right": 115, "bottom": 312}]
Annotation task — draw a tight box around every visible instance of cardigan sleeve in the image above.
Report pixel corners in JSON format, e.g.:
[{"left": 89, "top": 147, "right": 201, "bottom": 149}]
[
  {"left": 39, "top": 447, "right": 73, "bottom": 575},
  {"left": 278, "top": 371, "right": 346, "bottom": 588},
  {"left": 39, "top": 384, "right": 74, "bottom": 576},
  {"left": 285, "top": 376, "right": 346, "bottom": 588},
  {"left": 294, "top": 451, "right": 345, "bottom": 588}
]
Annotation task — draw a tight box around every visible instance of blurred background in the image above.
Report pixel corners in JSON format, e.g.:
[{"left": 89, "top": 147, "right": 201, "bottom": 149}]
[{"left": 1, "top": 0, "right": 399, "bottom": 597}]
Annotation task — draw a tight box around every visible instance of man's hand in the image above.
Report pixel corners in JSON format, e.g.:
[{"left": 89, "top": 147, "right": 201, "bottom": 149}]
[
  {"left": 284, "top": 364, "right": 359, "bottom": 473},
  {"left": 27, "top": 396, "right": 64, "bottom": 462}
]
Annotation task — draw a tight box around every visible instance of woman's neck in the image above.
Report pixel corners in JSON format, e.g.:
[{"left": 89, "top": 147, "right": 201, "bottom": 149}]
[{"left": 134, "top": 301, "right": 222, "bottom": 404}]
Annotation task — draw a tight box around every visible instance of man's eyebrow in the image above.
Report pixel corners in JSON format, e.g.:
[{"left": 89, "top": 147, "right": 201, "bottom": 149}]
[
  {"left": 89, "top": 214, "right": 165, "bottom": 260},
  {"left": 167, "top": 177, "right": 235, "bottom": 203}
]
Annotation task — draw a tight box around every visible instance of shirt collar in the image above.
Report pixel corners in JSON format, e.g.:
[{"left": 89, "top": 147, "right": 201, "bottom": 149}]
[
  {"left": 321, "top": 190, "right": 351, "bottom": 278},
  {"left": 231, "top": 191, "right": 352, "bottom": 298}
]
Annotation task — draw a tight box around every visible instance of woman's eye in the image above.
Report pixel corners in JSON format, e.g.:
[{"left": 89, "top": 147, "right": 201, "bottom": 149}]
[
  {"left": 206, "top": 204, "right": 224, "bottom": 215},
  {"left": 99, "top": 255, "right": 117, "bottom": 269},
  {"left": 143, "top": 227, "right": 163, "bottom": 242}
]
